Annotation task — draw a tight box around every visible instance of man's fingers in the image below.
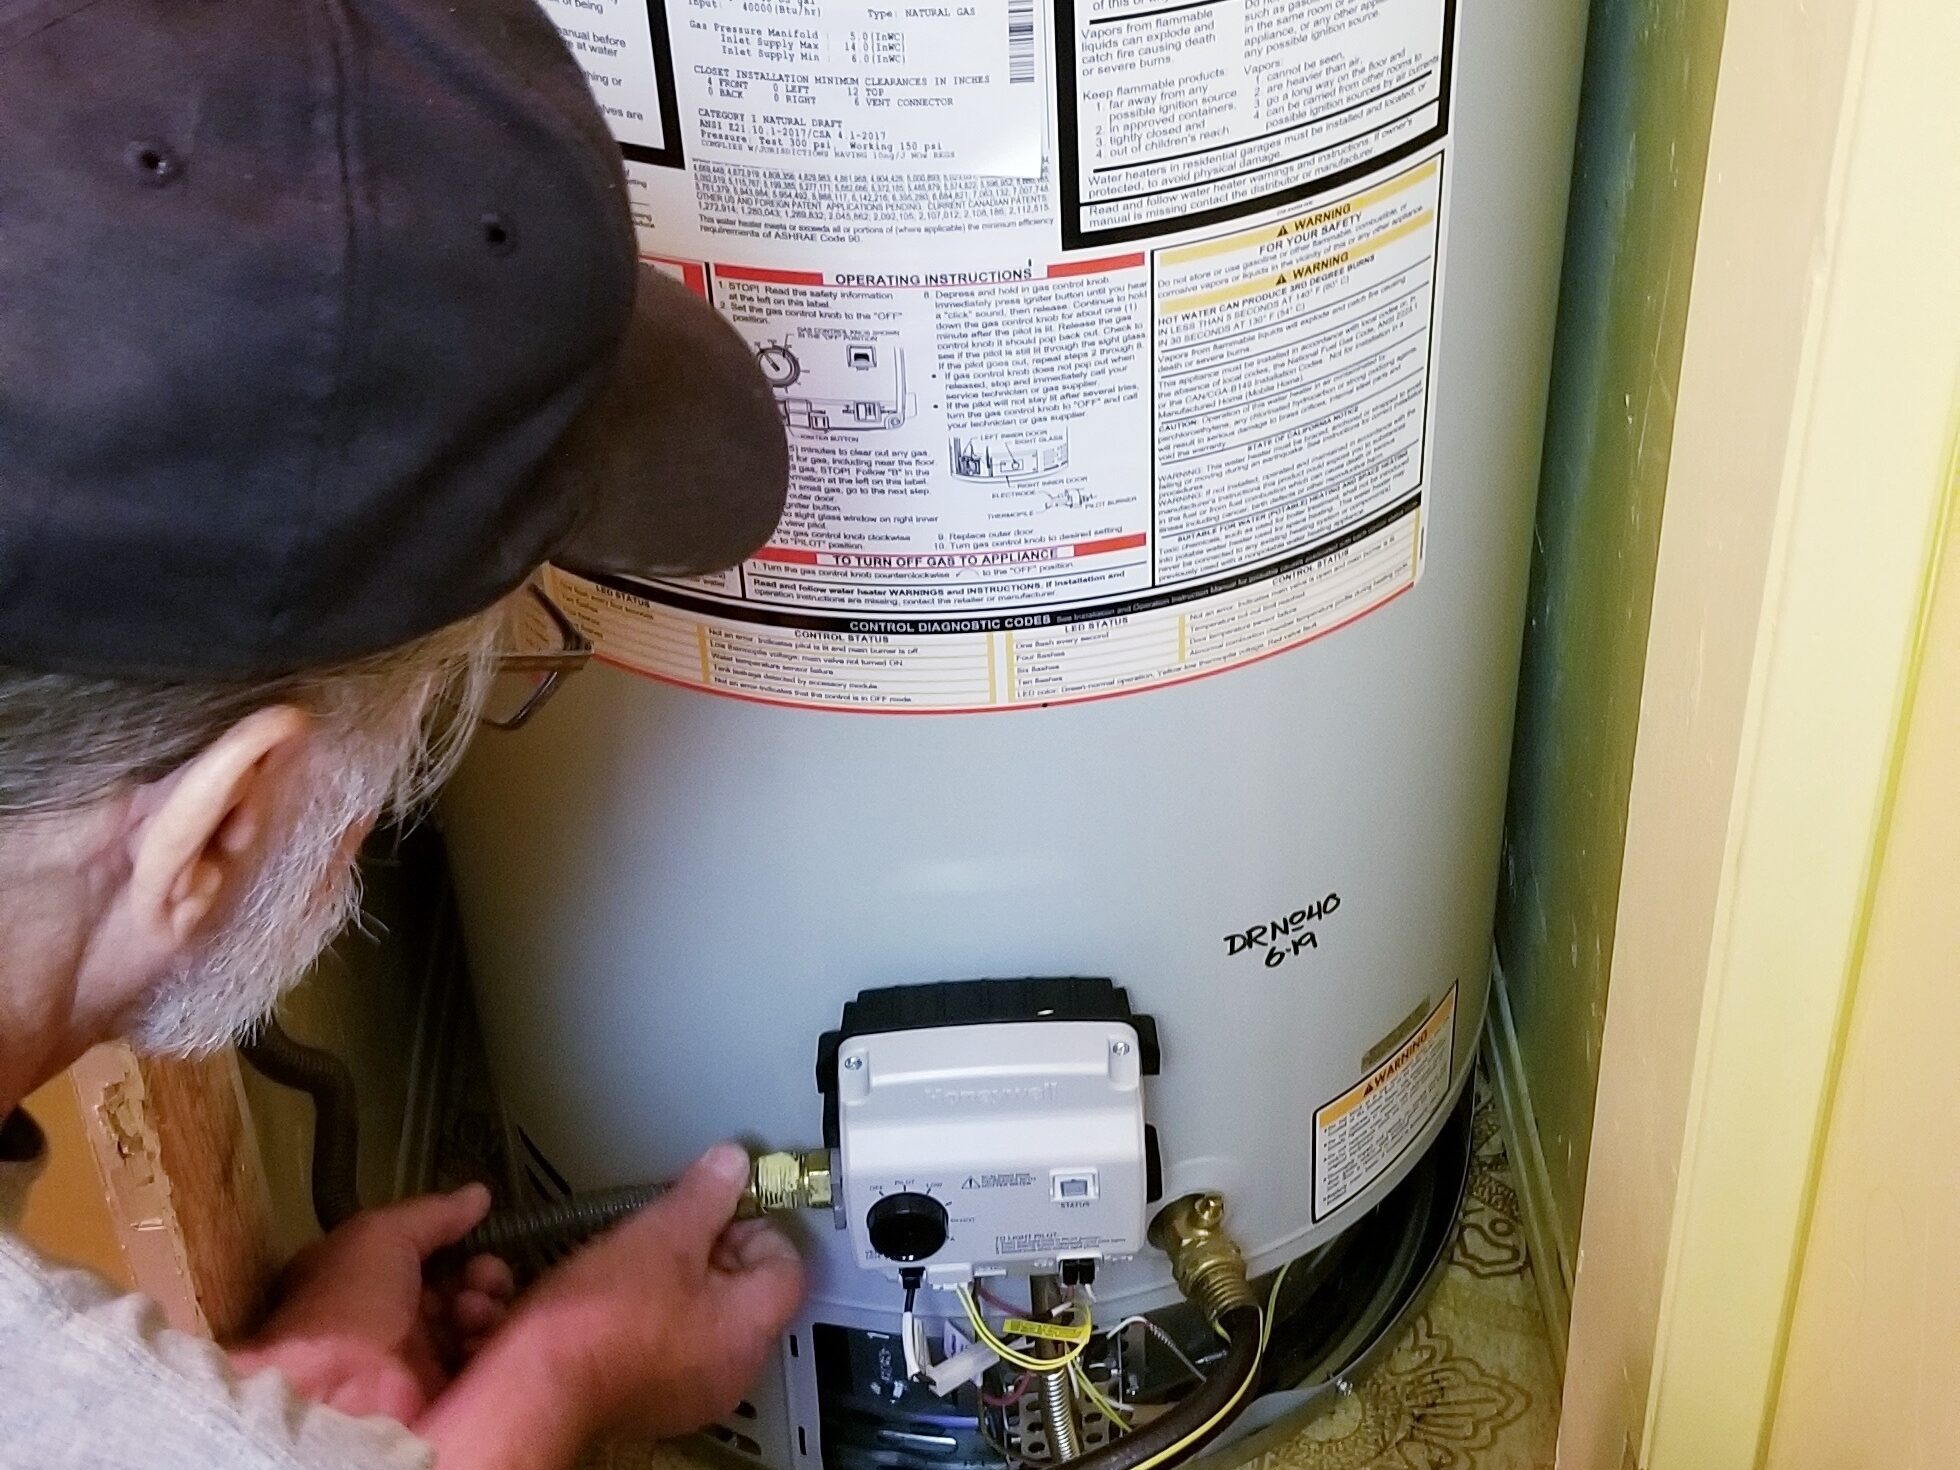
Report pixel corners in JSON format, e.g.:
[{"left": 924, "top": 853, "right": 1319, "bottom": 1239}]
[
  {"left": 733, "top": 1223, "right": 802, "bottom": 1270},
  {"left": 640, "top": 1143, "right": 752, "bottom": 1255},
  {"left": 714, "top": 1218, "right": 805, "bottom": 1332},
  {"left": 717, "top": 1233, "right": 806, "bottom": 1340},
  {"left": 463, "top": 1252, "right": 516, "bottom": 1302},
  {"left": 325, "top": 1361, "right": 426, "bottom": 1426},
  {"left": 450, "top": 1288, "right": 508, "bottom": 1337},
  {"left": 376, "top": 1183, "right": 494, "bottom": 1257},
  {"left": 713, "top": 1219, "right": 800, "bottom": 1274}
]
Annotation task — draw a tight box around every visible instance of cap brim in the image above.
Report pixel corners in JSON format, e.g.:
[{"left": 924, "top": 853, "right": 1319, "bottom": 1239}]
[{"left": 544, "top": 262, "right": 789, "bottom": 582}]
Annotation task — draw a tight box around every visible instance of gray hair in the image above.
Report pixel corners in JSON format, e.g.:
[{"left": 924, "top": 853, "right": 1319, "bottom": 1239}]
[{"left": 0, "top": 605, "right": 508, "bottom": 825}]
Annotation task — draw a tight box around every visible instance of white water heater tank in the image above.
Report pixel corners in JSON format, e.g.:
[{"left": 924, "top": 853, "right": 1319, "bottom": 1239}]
[{"left": 445, "top": 0, "right": 1584, "bottom": 1462}]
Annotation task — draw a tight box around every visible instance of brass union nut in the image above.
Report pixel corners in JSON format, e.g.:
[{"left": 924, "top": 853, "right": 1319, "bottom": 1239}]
[
  {"left": 1148, "top": 1191, "right": 1258, "bottom": 1326},
  {"left": 740, "top": 1149, "right": 834, "bottom": 1217}
]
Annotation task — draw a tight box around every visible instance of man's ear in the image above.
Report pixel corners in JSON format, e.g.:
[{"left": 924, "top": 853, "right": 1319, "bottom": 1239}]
[{"left": 125, "top": 706, "right": 315, "bottom": 948}]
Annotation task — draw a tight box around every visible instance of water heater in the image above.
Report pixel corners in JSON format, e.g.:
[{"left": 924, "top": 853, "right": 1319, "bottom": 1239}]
[{"left": 445, "top": 0, "right": 1584, "bottom": 1463}]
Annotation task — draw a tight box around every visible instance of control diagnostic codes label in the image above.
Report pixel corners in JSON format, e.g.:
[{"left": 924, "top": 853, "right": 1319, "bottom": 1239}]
[{"left": 1312, "top": 983, "right": 1456, "bottom": 1219}]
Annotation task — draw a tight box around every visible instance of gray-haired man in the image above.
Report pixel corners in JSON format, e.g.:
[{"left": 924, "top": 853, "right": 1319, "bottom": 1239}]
[{"left": 0, "top": 0, "right": 803, "bottom": 1464}]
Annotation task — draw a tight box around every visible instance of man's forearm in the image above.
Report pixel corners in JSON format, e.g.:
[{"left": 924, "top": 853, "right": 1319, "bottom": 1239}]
[{"left": 415, "top": 1331, "right": 593, "bottom": 1470}]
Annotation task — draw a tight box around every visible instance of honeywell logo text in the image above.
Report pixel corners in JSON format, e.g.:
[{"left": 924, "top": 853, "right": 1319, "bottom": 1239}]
[{"left": 923, "top": 1082, "right": 1060, "bottom": 1109}]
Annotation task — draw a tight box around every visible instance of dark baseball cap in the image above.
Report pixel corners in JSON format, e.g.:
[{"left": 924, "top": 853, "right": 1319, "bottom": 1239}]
[{"left": 0, "top": 0, "right": 788, "bottom": 680}]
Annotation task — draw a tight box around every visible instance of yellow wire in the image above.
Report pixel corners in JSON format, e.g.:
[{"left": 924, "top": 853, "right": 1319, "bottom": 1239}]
[
  {"left": 978, "top": 1263, "right": 1287, "bottom": 1462},
  {"left": 1262, "top": 1260, "right": 1292, "bottom": 1352},
  {"left": 1119, "top": 1306, "right": 1265, "bottom": 1470},
  {"left": 957, "top": 1285, "right": 1089, "bottom": 1374},
  {"left": 961, "top": 1284, "right": 1267, "bottom": 1468},
  {"left": 956, "top": 1287, "right": 1048, "bottom": 1371},
  {"left": 1067, "top": 1358, "right": 1133, "bottom": 1431}
]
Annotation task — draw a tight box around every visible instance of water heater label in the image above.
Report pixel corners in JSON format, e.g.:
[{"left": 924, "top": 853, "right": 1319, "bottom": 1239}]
[
  {"left": 1059, "top": 0, "right": 1453, "bottom": 248},
  {"left": 532, "top": 0, "right": 1456, "bottom": 713},
  {"left": 1311, "top": 983, "right": 1456, "bottom": 1220}
]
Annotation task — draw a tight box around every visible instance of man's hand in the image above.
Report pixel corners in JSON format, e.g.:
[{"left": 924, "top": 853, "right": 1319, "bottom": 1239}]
[
  {"left": 232, "top": 1186, "right": 516, "bottom": 1423},
  {"left": 417, "top": 1144, "right": 806, "bottom": 1467}
]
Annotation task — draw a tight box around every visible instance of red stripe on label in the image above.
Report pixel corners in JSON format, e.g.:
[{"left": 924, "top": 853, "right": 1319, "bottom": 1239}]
[
  {"left": 753, "top": 546, "right": 821, "bottom": 566},
  {"left": 715, "top": 265, "right": 826, "bottom": 285},
  {"left": 1047, "top": 254, "right": 1146, "bottom": 278},
  {"left": 642, "top": 256, "right": 709, "bottom": 297},
  {"left": 1073, "top": 533, "right": 1149, "bottom": 557}
]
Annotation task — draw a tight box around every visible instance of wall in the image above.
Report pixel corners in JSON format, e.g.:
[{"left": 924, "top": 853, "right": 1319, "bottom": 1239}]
[
  {"left": 1489, "top": 0, "right": 1728, "bottom": 1322},
  {"left": 1765, "top": 460, "right": 1959, "bottom": 1469},
  {"left": 243, "top": 828, "right": 459, "bottom": 1261},
  {"left": 16, "top": 1072, "right": 131, "bottom": 1286},
  {"left": 1560, "top": 0, "right": 1960, "bottom": 1456}
]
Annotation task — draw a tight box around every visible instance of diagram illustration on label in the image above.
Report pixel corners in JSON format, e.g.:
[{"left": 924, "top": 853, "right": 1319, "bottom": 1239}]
[
  {"left": 950, "top": 431, "right": 1072, "bottom": 483},
  {"left": 753, "top": 340, "right": 917, "bottom": 433}
]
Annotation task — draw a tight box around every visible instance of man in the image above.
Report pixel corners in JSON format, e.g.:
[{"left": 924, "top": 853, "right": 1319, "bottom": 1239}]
[{"left": 0, "top": 0, "right": 805, "bottom": 1465}]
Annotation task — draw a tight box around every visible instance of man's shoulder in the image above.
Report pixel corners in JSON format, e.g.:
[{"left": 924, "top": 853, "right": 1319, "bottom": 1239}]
[{"left": 0, "top": 1235, "right": 430, "bottom": 1470}]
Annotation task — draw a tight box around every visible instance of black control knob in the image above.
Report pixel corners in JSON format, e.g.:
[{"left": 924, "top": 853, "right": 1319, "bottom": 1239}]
[{"left": 866, "top": 1191, "right": 950, "bottom": 1262}]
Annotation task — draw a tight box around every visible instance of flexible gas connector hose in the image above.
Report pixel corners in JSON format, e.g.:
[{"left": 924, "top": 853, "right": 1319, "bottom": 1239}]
[
  {"left": 444, "top": 1182, "right": 662, "bottom": 1266},
  {"left": 1031, "top": 1274, "right": 1084, "bottom": 1461},
  {"left": 427, "top": 1150, "right": 830, "bottom": 1275},
  {"left": 1039, "top": 1366, "right": 1084, "bottom": 1462},
  {"left": 238, "top": 1016, "right": 363, "bottom": 1232},
  {"left": 236, "top": 1018, "right": 826, "bottom": 1271}
]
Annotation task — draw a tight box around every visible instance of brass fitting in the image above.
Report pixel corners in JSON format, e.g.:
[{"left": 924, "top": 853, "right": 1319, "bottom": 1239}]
[
  {"left": 739, "top": 1149, "right": 834, "bottom": 1217},
  {"left": 1148, "top": 1192, "right": 1258, "bottom": 1327}
]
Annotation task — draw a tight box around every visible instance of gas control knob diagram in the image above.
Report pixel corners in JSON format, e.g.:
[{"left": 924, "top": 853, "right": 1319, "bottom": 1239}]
[
  {"left": 752, "top": 338, "right": 916, "bottom": 434},
  {"left": 865, "top": 1190, "right": 950, "bottom": 1262},
  {"left": 753, "top": 341, "right": 801, "bottom": 389}
]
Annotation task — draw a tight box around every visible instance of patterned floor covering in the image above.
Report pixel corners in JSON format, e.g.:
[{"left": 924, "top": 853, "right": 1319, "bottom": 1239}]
[{"left": 1215, "top": 1074, "right": 1560, "bottom": 1470}]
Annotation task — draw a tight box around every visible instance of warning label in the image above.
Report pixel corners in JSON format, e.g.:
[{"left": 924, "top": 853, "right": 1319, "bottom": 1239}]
[
  {"left": 1059, "top": 0, "right": 1454, "bottom": 247},
  {"left": 1312, "top": 983, "right": 1456, "bottom": 1220},
  {"left": 548, "top": 151, "right": 1444, "bottom": 712},
  {"left": 530, "top": 0, "right": 1456, "bottom": 714},
  {"left": 965, "top": 1171, "right": 1036, "bottom": 1190}
]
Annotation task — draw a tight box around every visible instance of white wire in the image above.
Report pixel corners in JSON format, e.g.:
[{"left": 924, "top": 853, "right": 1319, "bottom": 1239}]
[
  {"left": 902, "top": 1308, "right": 925, "bottom": 1379},
  {"left": 1105, "top": 1314, "right": 1207, "bottom": 1386}
]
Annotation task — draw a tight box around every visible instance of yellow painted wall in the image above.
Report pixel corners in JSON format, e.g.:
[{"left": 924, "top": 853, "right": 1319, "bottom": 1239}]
[
  {"left": 16, "top": 1072, "right": 133, "bottom": 1287},
  {"left": 1764, "top": 477, "right": 1960, "bottom": 1468},
  {"left": 1560, "top": 0, "right": 1960, "bottom": 1458}
]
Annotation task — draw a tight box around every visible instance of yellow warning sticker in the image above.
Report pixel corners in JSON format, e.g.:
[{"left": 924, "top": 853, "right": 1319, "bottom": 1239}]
[{"left": 1312, "top": 983, "right": 1457, "bottom": 1220}]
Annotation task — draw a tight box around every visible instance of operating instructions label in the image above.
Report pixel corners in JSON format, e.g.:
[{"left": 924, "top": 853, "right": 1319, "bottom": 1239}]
[
  {"left": 534, "top": 0, "right": 1454, "bottom": 713},
  {"left": 1312, "top": 982, "right": 1455, "bottom": 1219}
]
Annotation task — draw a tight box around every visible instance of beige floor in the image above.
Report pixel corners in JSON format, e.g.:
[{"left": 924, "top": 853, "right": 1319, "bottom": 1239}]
[{"left": 1217, "top": 1076, "right": 1561, "bottom": 1470}]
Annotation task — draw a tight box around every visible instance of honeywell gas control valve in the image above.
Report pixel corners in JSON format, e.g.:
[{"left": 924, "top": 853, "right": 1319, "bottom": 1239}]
[{"left": 815, "top": 979, "right": 1162, "bottom": 1285}]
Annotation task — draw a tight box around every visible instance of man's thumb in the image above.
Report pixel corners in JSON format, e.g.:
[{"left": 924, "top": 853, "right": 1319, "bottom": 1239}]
[
  {"left": 385, "top": 1183, "right": 493, "bottom": 1256},
  {"left": 649, "top": 1143, "right": 753, "bottom": 1248}
]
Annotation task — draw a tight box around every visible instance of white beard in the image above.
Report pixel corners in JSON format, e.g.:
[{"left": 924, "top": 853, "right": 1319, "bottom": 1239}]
[
  {"left": 125, "top": 811, "right": 364, "bottom": 1057},
  {"left": 120, "top": 609, "right": 498, "bottom": 1058},
  {"left": 126, "top": 738, "right": 407, "bottom": 1058}
]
